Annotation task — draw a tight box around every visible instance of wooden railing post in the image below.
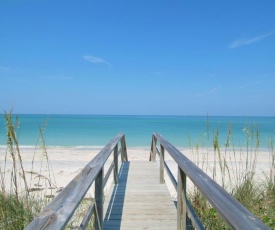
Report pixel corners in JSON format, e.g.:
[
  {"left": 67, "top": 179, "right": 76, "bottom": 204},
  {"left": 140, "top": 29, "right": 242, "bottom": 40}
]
[
  {"left": 177, "top": 167, "right": 187, "bottom": 230},
  {"left": 114, "top": 144, "right": 118, "bottom": 184},
  {"left": 95, "top": 168, "right": 104, "bottom": 230},
  {"left": 150, "top": 133, "right": 269, "bottom": 230},
  {"left": 160, "top": 144, "right": 165, "bottom": 183},
  {"left": 121, "top": 135, "right": 128, "bottom": 162},
  {"left": 150, "top": 135, "right": 157, "bottom": 161}
]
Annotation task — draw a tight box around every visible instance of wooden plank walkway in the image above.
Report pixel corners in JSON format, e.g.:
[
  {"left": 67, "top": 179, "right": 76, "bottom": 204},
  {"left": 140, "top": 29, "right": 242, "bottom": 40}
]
[{"left": 103, "top": 161, "right": 177, "bottom": 230}]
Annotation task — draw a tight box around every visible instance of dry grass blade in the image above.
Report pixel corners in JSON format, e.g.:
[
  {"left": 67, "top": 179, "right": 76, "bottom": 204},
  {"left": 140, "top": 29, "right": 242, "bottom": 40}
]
[{"left": 188, "top": 119, "right": 275, "bottom": 229}]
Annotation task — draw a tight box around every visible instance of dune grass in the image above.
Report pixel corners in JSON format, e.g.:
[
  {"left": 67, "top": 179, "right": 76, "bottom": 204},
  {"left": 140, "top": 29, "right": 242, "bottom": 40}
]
[
  {"left": 0, "top": 111, "right": 55, "bottom": 229},
  {"left": 187, "top": 121, "right": 275, "bottom": 229},
  {"left": 0, "top": 111, "right": 96, "bottom": 230}
]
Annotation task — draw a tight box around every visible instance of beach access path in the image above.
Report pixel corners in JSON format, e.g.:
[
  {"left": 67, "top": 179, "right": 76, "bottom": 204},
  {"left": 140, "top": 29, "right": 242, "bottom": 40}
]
[{"left": 103, "top": 161, "right": 177, "bottom": 230}]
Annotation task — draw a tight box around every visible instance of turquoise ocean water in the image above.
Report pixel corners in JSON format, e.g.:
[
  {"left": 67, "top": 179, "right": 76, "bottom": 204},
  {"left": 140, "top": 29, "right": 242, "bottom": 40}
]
[{"left": 0, "top": 115, "right": 274, "bottom": 148}]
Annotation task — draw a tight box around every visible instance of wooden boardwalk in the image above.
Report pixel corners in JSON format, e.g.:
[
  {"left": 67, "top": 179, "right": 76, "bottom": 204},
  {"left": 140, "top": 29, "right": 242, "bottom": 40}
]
[
  {"left": 25, "top": 133, "right": 269, "bottom": 230},
  {"left": 103, "top": 161, "right": 177, "bottom": 229}
]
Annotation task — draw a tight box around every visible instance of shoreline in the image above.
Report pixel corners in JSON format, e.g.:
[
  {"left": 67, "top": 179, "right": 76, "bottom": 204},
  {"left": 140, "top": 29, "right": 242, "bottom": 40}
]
[
  {"left": 0, "top": 144, "right": 273, "bottom": 150},
  {"left": 0, "top": 146, "right": 274, "bottom": 199}
]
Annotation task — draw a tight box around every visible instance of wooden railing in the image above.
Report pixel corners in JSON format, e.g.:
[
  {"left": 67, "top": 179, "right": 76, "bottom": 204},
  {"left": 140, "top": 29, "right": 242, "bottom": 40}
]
[
  {"left": 25, "top": 133, "right": 128, "bottom": 230},
  {"left": 150, "top": 133, "right": 269, "bottom": 230}
]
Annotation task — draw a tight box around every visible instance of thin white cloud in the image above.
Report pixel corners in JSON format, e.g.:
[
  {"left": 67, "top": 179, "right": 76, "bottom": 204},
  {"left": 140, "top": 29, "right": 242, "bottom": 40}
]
[
  {"left": 83, "top": 55, "right": 110, "bottom": 66},
  {"left": 229, "top": 31, "right": 275, "bottom": 48},
  {"left": 0, "top": 66, "right": 11, "bottom": 72},
  {"left": 195, "top": 85, "right": 222, "bottom": 97},
  {"left": 40, "top": 75, "right": 73, "bottom": 80},
  {"left": 209, "top": 85, "right": 222, "bottom": 93}
]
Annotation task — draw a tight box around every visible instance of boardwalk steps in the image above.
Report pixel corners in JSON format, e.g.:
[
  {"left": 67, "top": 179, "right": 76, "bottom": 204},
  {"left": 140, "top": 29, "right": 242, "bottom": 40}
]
[{"left": 103, "top": 161, "right": 177, "bottom": 229}]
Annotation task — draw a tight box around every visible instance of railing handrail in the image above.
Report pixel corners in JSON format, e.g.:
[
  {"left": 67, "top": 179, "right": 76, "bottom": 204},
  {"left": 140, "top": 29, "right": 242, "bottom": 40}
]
[
  {"left": 151, "top": 132, "right": 269, "bottom": 230},
  {"left": 25, "top": 133, "right": 128, "bottom": 230}
]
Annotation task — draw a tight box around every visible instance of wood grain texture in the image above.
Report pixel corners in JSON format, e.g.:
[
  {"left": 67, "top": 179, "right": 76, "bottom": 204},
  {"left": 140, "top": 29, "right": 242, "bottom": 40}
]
[
  {"left": 114, "top": 144, "right": 118, "bottom": 184},
  {"left": 153, "top": 133, "right": 269, "bottom": 230},
  {"left": 95, "top": 168, "right": 103, "bottom": 230},
  {"left": 103, "top": 162, "right": 114, "bottom": 188},
  {"left": 160, "top": 145, "right": 165, "bottom": 184},
  {"left": 150, "top": 135, "right": 157, "bottom": 162},
  {"left": 79, "top": 203, "right": 95, "bottom": 230},
  {"left": 157, "top": 146, "right": 204, "bottom": 230},
  {"left": 103, "top": 161, "right": 177, "bottom": 229},
  {"left": 177, "top": 167, "right": 187, "bottom": 230},
  {"left": 25, "top": 133, "right": 125, "bottom": 230}
]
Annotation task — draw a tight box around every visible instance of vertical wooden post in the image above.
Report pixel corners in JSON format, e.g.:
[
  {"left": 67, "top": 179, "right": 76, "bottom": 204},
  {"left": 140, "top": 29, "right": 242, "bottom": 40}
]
[
  {"left": 177, "top": 167, "right": 187, "bottom": 230},
  {"left": 95, "top": 168, "right": 104, "bottom": 230},
  {"left": 121, "top": 135, "right": 128, "bottom": 162},
  {"left": 160, "top": 144, "right": 165, "bottom": 184},
  {"left": 123, "top": 135, "right": 128, "bottom": 162},
  {"left": 151, "top": 135, "right": 157, "bottom": 162},
  {"left": 114, "top": 144, "right": 118, "bottom": 184}
]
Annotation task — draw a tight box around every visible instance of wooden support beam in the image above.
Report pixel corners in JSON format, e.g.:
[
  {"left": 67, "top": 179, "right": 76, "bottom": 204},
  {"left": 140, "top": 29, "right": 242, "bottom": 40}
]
[
  {"left": 120, "top": 135, "right": 128, "bottom": 162},
  {"left": 153, "top": 132, "right": 269, "bottom": 230},
  {"left": 95, "top": 168, "right": 104, "bottom": 230},
  {"left": 177, "top": 166, "right": 187, "bottom": 230},
  {"left": 79, "top": 203, "right": 95, "bottom": 230},
  {"left": 160, "top": 144, "right": 165, "bottom": 184},
  {"left": 25, "top": 133, "right": 124, "bottom": 230},
  {"left": 150, "top": 135, "right": 157, "bottom": 162},
  {"left": 103, "top": 163, "right": 114, "bottom": 188},
  {"left": 122, "top": 135, "right": 128, "bottom": 162},
  {"left": 114, "top": 144, "right": 118, "bottom": 184}
]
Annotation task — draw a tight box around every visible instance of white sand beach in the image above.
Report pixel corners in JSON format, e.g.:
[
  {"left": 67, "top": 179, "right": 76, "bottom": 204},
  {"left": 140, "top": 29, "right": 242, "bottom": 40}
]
[{"left": 0, "top": 146, "right": 274, "bottom": 200}]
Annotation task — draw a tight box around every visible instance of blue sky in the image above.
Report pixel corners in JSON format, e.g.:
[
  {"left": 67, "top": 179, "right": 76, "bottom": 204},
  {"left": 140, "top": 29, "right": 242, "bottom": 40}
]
[{"left": 1, "top": 1, "right": 275, "bottom": 116}]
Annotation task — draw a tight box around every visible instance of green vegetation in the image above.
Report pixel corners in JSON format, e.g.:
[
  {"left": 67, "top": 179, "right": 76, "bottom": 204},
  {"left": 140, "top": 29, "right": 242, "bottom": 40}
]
[
  {"left": 0, "top": 111, "right": 95, "bottom": 230},
  {"left": 0, "top": 111, "right": 54, "bottom": 229},
  {"left": 188, "top": 121, "right": 275, "bottom": 229}
]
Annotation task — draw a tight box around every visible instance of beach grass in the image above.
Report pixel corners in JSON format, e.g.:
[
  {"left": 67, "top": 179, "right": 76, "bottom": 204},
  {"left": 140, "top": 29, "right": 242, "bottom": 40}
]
[
  {"left": 187, "top": 121, "right": 275, "bottom": 229},
  {"left": 0, "top": 111, "right": 96, "bottom": 229},
  {"left": 0, "top": 111, "right": 55, "bottom": 229}
]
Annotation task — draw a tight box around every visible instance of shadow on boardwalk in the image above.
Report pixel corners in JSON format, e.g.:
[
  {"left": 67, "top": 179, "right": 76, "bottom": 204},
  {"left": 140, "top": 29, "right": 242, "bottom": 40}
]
[{"left": 104, "top": 162, "right": 130, "bottom": 229}]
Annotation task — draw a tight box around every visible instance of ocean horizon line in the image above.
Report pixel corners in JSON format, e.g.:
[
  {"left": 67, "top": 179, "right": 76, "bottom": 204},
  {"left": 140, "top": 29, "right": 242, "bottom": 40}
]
[
  {"left": 1, "top": 115, "right": 274, "bottom": 148},
  {"left": 1, "top": 113, "right": 275, "bottom": 118}
]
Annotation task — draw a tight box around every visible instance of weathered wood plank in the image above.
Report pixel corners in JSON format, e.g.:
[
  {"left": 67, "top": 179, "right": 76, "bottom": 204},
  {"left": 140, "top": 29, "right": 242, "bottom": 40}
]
[
  {"left": 95, "top": 168, "right": 104, "bottom": 230},
  {"left": 150, "top": 135, "right": 157, "bottom": 161},
  {"left": 103, "top": 161, "right": 177, "bottom": 229},
  {"left": 153, "top": 133, "right": 269, "bottom": 230},
  {"left": 160, "top": 144, "right": 165, "bottom": 183},
  {"left": 156, "top": 146, "right": 204, "bottom": 230},
  {"left": 103, "top": 219, "right": 176, "bottom": 230},
  {"left": 79, "top": 203, "right": 95, "bottom": 230},
  {"left": 121, "top": 136, "right": 128, "bottom": 162},
  {"left": 177, "top": 167, "right": 187, "bottom": 230},
  {"left": 25, "top": 133, "right": 125, "bottom": 230},
  {"left": 103, "top": 162, "right": 114, "bottom": 188},
  {"left": 114, "top": 144, "right": 118, "bottom": 184}
]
